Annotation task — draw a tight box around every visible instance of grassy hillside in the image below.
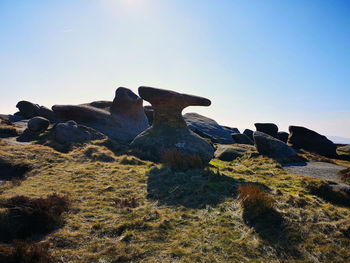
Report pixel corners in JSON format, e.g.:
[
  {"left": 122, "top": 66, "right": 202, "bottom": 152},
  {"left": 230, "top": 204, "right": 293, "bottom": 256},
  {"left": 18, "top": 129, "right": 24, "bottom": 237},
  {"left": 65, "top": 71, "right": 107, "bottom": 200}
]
[{"left": 1, "top": 138, "right": 350, "bottom": 262}]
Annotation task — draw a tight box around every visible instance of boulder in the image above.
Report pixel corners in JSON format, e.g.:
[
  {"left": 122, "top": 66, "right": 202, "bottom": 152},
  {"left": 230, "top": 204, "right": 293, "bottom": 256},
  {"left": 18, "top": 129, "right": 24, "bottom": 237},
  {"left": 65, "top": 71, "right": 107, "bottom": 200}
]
[
  {"left": 52, "top": 87, "right": 149, "bottom": 142},
  {"left": 130, "top": 86, "right": 214, "bottom": 164},
  {"left": 231, "top": 133, "right": 254, "bottom": 145},
  {"left": 16, "top": 101, "right": 40, "bottom": 119},
  {"left": 16, "top": 101, "right": 57, "bottom": 121},
  {"left": 278, "top": 131, "right": 289, "bottom": 143},
  {"left": 27, "top": 117, "right": 49, "bottom": 132},
  {"left": 254, "top": 131, "right": 296, "bottom": 158},
  {"left": 221, "top": 126, "right": 240, "bottom": 134},
  {"left": 53, "top": 120, "right": 105, "bottom": 144},
  {"left": 85, "top": 101, "right": 112, "bottom": 110},
  {"left": 337, "top": 145, "right": 350, "bottom": 156},
  {"left": 144, "top": 105, "right": 154, "bottom": 125},
  {"left": 37, "top": 106, "right": 56, "bottom": 121},
  {"left": 183, "top": 113, "right": 234, "bottom": 144},
  {"left": 288, "top": 126, "right": 337, "bottom": 158},
  {"left": 243, "top": 129, "right": 254, "bottom": 141},
  {"left": 254, "top": 123, "right": 278, "bottom": 138},
  {"left": 214, "top": 145, "right": 248, "bottom": 161}
]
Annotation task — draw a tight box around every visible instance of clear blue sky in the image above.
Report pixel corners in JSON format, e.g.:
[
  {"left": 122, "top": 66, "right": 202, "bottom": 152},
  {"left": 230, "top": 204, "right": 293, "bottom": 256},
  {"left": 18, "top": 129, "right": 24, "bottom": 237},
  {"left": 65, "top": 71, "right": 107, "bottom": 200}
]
[{"left": 1, "top": 0, "right": 349, "bottom": 138}]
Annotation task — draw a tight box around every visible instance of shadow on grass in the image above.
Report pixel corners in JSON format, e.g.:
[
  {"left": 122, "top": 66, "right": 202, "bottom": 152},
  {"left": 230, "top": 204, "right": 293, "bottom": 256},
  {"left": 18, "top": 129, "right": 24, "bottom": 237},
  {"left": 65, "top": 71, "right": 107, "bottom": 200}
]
[{"left": 146, "top": 166, "right": 242, "bottom": 209}]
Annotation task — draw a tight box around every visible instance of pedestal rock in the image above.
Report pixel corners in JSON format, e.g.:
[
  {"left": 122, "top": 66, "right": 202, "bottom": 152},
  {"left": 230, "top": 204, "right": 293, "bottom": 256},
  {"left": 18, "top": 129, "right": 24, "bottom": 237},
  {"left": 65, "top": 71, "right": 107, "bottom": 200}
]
[{"left": 130, "top": 86, "right": 214, "bottom": 164}]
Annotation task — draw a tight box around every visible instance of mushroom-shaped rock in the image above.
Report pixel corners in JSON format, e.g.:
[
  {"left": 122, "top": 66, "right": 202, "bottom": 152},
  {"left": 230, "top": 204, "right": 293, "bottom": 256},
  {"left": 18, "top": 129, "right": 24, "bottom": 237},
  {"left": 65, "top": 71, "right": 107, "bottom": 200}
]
[
  {"left": 130, "top": 87, "right": 214, "bottom": 165},
  {"left": 52, "top": 87, "right": 149, "bottom": 142}
]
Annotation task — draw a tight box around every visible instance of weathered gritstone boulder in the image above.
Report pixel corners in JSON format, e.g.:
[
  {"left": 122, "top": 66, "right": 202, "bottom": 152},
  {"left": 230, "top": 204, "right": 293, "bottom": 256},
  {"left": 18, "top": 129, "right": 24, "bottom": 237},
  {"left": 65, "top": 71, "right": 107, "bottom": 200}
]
[
  {"left": 16, "top": 101, "right": 56, "bottom": 120},
  {"left": 183, "top": 113, "right": 234, "bottom": 144},
  {"left": 144, "top": 105, "right": 154, "bottom": 125},
  {"left": 231, "top": 133, "right": 254, "bottom": 145},
  {"left": 255, "top": 123, "right": 279, "bottom": 138},
  {"left": 54, "top": 120, "right": 105, "bottom": 144},
  {"left": 254, "top": 131, "right": 296, "bottom": 158},
  {"left": 337, "top": 145, "right": 350, "bottom": 158},
  {"left": 214, "top": 145, "right": 248, "bottom": 161},
  {"left": 28, "top": 117, "right": 49, "bottom": 132},
  {"left": 52, "top": 87, "right": 149, "bottom": 142},
  {"left": 288, "top": 126, "right": 337, "bottom": 158},
  {"left": 221, "top": 126, "right": 240, "bottom": 135},
  {"left": 16, "top": 101, "right": 41, "bottom": 119},
  {"left": 130, "top": 86, "right": 214, "bottom": 164},
  {"left": 278, "top": 131, "right": 289, "bottom": 143},
  {"left": 243, "top": 129, "right": 254, "bottom": 141}
]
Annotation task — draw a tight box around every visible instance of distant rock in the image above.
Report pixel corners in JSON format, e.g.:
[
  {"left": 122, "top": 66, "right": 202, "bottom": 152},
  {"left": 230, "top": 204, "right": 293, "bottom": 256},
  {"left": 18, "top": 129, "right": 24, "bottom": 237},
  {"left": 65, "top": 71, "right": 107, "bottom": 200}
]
[
  {"left": 144, "top": 105, "right": 154, "bottom": 125},
  {"left": 27, "top": 117, "right": 49, "bottom": 133},
  {"left": 336, "top": 145, "right": 350, "bottom": 159},
  {"left": 184, "top": 113, "right": 234, "bottom": 144},
  {"left": 288, "top": 126, "right": 337, "bottom": 158},
  {"left": 221, "top": 126, "right": 240, "bottom": 134},
  {"left": 85, "top": 101, "right": 112, "bottom": 110},
  {"left": 255, "top": 123, "right": 278, "bottom": 138},
  {"left": 131, "top": 86, "right": 214, "bottom": 164},
  {"left": 231, "top": 133, "right": 254, "bottom": 145},
  {"left": 16, "top": 101, "right": 41, "bottom": 119},
  {"left": 214, "top": 145, "right": 248, "bottom": 161},
  {"left": 278, "top": 131, "right": 289, "bottom": 143},
  {"left": 254, "top": 131, "right": 296, "bottom": 158},
  {"left": 243, "top": 129, "right": 254, "bottom": 141},
  {"left": 53, "top": 120, "right": 105, "bottom": 144},
  {"left": 52, "top": 87, "right": 149, "bottom": 142},
  {"left": 15, "top": 100, "right": 56, "bottom": 121}
]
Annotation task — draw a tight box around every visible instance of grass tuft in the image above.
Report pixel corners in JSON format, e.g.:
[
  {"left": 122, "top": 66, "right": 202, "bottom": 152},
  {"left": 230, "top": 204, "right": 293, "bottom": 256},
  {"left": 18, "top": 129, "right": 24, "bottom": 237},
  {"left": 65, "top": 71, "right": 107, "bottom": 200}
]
[
  {"left": 238, "top": 184, "right": 274, "bottom": 222},
  {"left": 0, "top": 125, "right": 18, "bottom": 138}
]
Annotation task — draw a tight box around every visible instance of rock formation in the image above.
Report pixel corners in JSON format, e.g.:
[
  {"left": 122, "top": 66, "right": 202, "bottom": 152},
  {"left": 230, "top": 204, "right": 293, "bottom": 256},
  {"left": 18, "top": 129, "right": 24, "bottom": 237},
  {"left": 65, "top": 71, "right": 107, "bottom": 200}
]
[
  {"left": 130, "top": 86, "right": 214, "bottom": 164},
  {"left": 243, "top": 129, "right": 254, "bottom": 141},
  {"left": 214, "top": 145, "right": 251, "bottom": 161},
  {"left": 278, "top": 131, "right": 289, "bottom": 143},
  {"left": 53, "top": 120, "right": 105, "bottom": 144},
  {"left": 288, "top": 126, "right": 337, "bottom": 158},
  {"left": 231, "top": 133, "right": 254, "bottom": 145},
  {"left": 255, "top": 123, "right": 279, "bottom": 138},
  {"left": 254, "top": 131, "right": 296, "bottom": 159},
  {"left": 183, "top": 113, "right": 234, "bottom": 144},
  {"left": 28, "top": 117, "right": 49, "bottom": 133},
  {"left": 52, "top": 87, "right": 149, "bottom": 142}
]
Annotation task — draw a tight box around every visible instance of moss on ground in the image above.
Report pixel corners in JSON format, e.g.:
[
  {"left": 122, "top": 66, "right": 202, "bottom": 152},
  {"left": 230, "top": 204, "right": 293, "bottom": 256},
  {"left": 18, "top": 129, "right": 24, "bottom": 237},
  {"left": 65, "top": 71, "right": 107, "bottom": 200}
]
[{"left": 0, "top": 140, "right": 350, "bottom": 262}]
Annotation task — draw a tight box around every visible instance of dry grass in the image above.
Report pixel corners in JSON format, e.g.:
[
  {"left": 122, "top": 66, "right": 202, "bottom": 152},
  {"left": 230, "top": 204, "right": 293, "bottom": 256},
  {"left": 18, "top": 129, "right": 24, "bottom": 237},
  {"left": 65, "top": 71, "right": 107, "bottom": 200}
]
[
  {"left": 161, "top": 149, "right": 203, "bottom": 170},
  {"left": 0, "top": 142, "right": 350, "bottom": 262},
  {"left": 0, "top": 125, "right": 18, "bottom": 137},
  {"left": 0, "top": 241, "right": 55, "bottom": 263},
  {"left": 238, "top": 184, "right": 274, "bottom": 222}
]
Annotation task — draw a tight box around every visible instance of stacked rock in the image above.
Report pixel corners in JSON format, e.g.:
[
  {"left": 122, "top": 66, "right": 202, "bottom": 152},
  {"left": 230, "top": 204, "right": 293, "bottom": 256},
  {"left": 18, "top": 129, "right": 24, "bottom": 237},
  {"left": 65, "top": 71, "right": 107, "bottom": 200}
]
[{"left": 130, "top": 86, "right": 214, "bottom": 164}]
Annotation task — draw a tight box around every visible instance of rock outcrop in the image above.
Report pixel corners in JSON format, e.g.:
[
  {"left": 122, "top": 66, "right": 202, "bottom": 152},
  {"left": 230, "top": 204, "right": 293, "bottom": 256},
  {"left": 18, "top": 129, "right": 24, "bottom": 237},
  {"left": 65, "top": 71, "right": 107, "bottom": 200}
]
[
  {"left": 130, "top": 87, "right": 214, "bottom": 164},
  {"left": 243, "top": 129, "right": 254, "bottom": 141},
  {"left": 254, "top": 131, "right": 296, "bottom": 158},
  {"left": 214, "top": 145, "right": 249, "bottom": 161},
  {"left": 231, "top": 133, "right": 254, "bottom": 145},
  {"left": 52, "top": 87, "right": 149, "bottom": 142},
  {"left": 221, "top": 126, "right": 240, "bottom": 135},
  {"left": 183, "top": 113, "right": 234, "bottom": 144},
  {"left": 16, "top": 101, "right": 56, "bottom": 120},
  {"left": 28, "top": 117, "right": 49, "bottom": 133},
  {"left": 278, "top": 131, "right": 289, "bottom": 143},
  {"left": 53, "top": 120, "right": 105, "bottom": 144},
  {"left": 255, "top": 123, "right": 278, "bottom": 138},
  {"left": 288, "top": 126, "right": 337, "bottom": 158},
  {"left": 337, "top": 145, "right": 350, "bottom": 158}
]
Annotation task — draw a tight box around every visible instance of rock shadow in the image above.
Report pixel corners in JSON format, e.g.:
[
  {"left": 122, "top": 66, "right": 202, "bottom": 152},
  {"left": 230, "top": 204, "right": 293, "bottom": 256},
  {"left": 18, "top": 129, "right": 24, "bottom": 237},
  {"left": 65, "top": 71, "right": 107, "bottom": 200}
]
[{"left": 146, "top": 166, "right": 241, "bottom": 209}]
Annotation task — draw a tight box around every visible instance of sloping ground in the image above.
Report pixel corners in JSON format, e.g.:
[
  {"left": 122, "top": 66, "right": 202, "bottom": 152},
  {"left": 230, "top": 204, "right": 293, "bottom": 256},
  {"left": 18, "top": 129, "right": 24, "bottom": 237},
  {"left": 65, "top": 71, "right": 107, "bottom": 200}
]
[{"left": 0, "top": 139, "right": 350, "bottom": 262}]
